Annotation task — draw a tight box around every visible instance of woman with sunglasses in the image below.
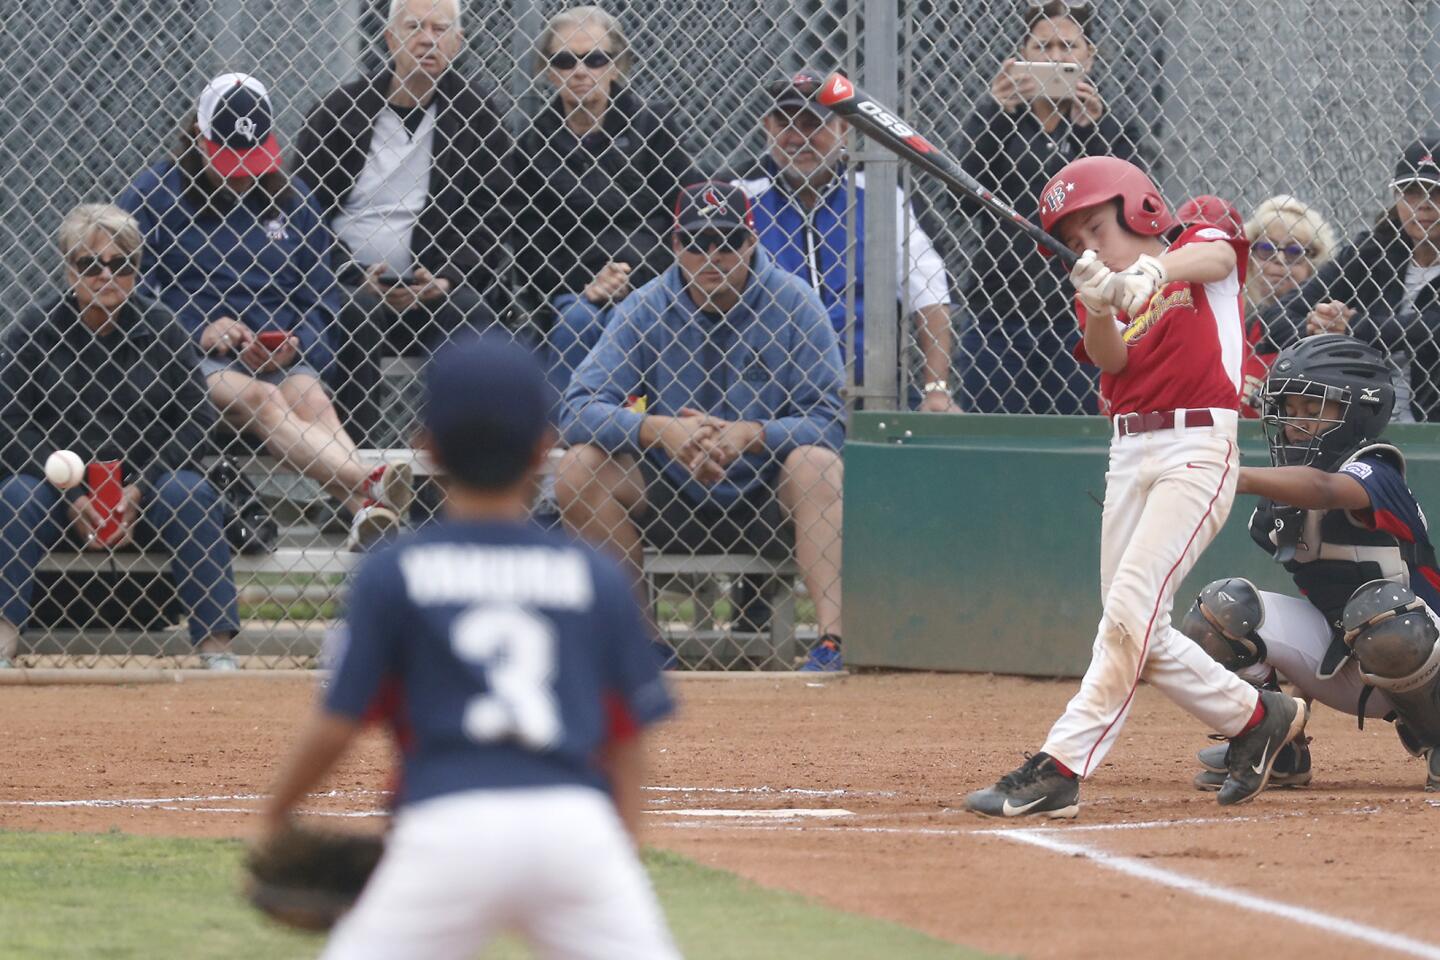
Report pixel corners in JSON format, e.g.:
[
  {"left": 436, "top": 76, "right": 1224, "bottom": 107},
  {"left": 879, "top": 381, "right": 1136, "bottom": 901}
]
[
  {"left": 1227, "top": 195, "right": 1338, "bottom": 416},
  {"left": 509, "top": 6, "right": 700, "bottom": 325},
  {"left": 1258, "top": 138, "right": 1440, "bottom": 421},
  {"left": 955, "top": 0, "right": 1144, "bottom": 415},
  {"left": 0, "top": 204, "right": 240, "bottom": 669}
]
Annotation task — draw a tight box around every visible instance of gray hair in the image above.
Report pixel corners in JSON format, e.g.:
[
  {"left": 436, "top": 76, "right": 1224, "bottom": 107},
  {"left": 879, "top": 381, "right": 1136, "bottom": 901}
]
[
  {"left": 389, "top": 0, "right": 461, "bottom": 26},
  {"left": 57, "top": 204, "right": 142, "bottom": 261},
  {"left": 534, "top": 6, "right": 633, "bottom": 78}
]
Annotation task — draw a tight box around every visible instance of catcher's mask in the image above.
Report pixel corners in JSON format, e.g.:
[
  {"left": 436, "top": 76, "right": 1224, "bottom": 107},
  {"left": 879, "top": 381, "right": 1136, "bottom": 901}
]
[{"left": 1262, "top": 335, "right": 1394, "bottom": 469}]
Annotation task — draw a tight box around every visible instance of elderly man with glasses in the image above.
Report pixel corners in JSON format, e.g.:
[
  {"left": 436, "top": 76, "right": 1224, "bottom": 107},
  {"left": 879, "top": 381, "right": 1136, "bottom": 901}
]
[
  {"left": 555, "top": 182, "right": 849, "bottom": 671},
  {"left": 0, "top": 204, "right": 240, "bottom": 669}
]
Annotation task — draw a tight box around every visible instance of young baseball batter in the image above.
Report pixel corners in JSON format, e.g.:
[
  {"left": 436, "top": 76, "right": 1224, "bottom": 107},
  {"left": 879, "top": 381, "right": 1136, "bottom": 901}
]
[
  {"left": 1181, "top": 335, "right": 1440, "bottom": 793},
  {"left": 965, "top": 156, "right": 1309, "bottom": 818},
  {"left": 260, "top": 336, "right": 680, "bottom": 959}
]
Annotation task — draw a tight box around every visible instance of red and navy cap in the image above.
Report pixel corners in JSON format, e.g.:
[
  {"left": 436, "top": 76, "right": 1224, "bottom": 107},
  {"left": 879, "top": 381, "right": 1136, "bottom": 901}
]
[
  {"left": 197, "top": 73, "right": 282, "bottom": 177},
  {"left": 674, "top": 181, "right": 755, "bottom": 233},
  {"left": 767, "top": 70, "right": 834, "bottom": 116},
  {"left": 423, "top": 334, "right": 555, "bottom": 490}
]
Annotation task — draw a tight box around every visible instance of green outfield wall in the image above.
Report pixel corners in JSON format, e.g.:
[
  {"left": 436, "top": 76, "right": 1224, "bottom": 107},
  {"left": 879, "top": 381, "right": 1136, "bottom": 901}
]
[{"left": 842, "top": 413, "right": 1440, "bottom": 676}]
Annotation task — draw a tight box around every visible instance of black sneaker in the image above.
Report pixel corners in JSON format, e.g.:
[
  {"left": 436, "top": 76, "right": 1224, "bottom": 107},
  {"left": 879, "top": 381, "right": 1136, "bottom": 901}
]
[
  {"left": 964, "top": 752, "right": 1080, "bottom": 819},
  {"left": 1194, "top": 738, "right": 1311, "bottom": 791},
  {"left": 1218, "top": 691, "right": 1309, "bottom": 806}
]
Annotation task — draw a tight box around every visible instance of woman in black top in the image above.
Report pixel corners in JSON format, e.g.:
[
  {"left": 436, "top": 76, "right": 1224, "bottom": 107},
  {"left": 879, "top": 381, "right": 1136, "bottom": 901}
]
[
  {"left": 509, "top": 5, "right": 700, "bottom": 312},
  {"left": 956, "top": 1, "right": 1143, "bottom": 414},
  {"left": 0, "top": 204, "right": 240, "bottom": 669}
]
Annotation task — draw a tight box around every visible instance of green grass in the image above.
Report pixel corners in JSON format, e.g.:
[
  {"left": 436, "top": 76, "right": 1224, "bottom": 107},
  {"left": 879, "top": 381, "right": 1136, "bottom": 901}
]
[{"left": 0, "top": 831, "right": 999, "bottom": 960}]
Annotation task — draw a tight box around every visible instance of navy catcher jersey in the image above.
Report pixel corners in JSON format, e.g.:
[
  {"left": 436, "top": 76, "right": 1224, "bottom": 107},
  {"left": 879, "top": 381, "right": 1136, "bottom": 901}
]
[
  {"left": 326, "top": 519, "right": 674, "bottom": 807},
  {"left": 1339, "top": 455, "right": 1440, "bottom": 613}
]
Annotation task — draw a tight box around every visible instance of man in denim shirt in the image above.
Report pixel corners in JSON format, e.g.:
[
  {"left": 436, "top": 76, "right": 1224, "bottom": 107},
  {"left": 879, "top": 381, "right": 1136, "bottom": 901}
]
[{"left": 556, "top": 182, "right": 847, "bottom": 671}]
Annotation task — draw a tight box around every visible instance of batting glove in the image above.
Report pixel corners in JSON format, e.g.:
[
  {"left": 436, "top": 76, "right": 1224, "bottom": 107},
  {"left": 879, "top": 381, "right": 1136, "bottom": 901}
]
[
  {"left": 1108, "top": 254, "right": 1167, "bottom": 318},
  {"left": 1069, "top": 249, "right": 1115, "bottom": 317}
]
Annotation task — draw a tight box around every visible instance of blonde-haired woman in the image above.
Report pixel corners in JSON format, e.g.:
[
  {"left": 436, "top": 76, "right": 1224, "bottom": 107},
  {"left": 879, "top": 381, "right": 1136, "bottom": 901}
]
[
  {"left": 1237, "top": 195, "right": 1338, "bottom": 415},
  {"left": 509, "top": 5, "right": 700, "bottom": 312},
  {"left": 1245, "top": 195, "right": 1338, "bottom": 311},
  {"left": 0, "top": 204, "right": 239, "bottom": 669}
]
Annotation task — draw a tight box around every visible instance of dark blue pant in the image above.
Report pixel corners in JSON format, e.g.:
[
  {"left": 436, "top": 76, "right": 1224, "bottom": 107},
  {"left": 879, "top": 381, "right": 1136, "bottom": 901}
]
[
  {"left": 0, "top": 471, "right": 240, "bottom": 643},
  {"left": 958, "top": 315, "right": 1099, "bottom": 415}
]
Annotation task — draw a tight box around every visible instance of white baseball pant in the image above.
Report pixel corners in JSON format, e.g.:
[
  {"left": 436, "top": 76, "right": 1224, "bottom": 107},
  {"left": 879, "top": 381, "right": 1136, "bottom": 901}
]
[
  {"left": 1042, "top": 409, "right": 1262, "bottom": 777},
  {"left": 321, "top": 786, "right": 680, "bottom": 960}
]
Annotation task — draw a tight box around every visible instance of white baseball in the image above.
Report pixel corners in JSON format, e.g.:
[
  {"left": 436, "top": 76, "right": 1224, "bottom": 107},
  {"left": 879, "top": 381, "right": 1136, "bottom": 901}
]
[{"left": 44, "top": 450, "right": 84, "bottom": 490}]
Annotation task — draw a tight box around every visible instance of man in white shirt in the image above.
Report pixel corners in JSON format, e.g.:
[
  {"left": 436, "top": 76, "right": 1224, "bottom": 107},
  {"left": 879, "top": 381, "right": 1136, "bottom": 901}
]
[{"left": 294, "top": 0, "right": 512, "bottom": 444}]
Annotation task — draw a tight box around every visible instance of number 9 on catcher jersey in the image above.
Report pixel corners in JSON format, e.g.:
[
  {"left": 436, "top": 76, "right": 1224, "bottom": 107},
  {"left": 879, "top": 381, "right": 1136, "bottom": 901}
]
[{"left": 324, "top": 520, "right": 675, "bottom": 807}]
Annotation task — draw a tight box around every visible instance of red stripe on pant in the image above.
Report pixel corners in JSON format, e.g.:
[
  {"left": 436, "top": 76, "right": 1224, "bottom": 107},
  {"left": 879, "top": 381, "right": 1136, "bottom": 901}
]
[{"left": 1079, "top": 439, "right": 1234, "bottom": 778}]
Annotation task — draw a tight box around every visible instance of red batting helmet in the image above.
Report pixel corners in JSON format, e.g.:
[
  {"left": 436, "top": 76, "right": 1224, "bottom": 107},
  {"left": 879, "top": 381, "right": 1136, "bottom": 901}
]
[
  {"left": 1037, "top": 156, "right": 1176, "bottom": 256},
  {"left": 1176, "top": 194, "right": 1243, "bottom": 238}
]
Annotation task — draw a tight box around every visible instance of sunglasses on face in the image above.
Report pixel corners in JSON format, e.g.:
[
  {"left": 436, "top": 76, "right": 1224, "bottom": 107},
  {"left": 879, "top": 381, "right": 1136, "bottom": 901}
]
[
  {"left": 679, "top": 230, "right": 749, "bottom": 254},
  {"left": 71, "top": 255, "right": 137, "bottom": 278},
  {"left": 1252, "top": 241, "right": 1311, "bottom": 262},
  {"left": 549, "top": 49, "right": 613, "bottom": 71}
]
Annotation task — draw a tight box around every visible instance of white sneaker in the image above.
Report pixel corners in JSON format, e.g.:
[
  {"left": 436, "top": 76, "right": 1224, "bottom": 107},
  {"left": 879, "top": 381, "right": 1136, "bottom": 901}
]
[
  {"left": 199, "top": 651, "right": 238, "bottom": 671},
  {"left": 366, "top": 462, "right": 414, "bottom": 516},
  {"left": 348, "top": 501, "right": 402, "bottom": 552}
]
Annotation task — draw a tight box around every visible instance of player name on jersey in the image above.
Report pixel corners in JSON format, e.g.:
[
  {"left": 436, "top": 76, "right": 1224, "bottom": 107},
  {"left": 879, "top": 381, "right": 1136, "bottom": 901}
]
[{"left": 399, "top": 545, "right": 595, "bottom": 609}]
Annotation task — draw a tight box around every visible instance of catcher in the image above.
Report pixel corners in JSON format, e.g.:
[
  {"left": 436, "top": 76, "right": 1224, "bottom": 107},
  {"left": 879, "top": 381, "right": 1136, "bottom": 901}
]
[
  {"left": 252, "top": 335, "right": 680, "bottom": 959},
  {"left": 1180, "top": 334, "right": 1440, "bottom": 792}
]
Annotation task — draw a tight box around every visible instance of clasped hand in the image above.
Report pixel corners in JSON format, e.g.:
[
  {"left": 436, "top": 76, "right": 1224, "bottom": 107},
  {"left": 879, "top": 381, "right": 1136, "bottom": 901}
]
[{"left": 658, "top": 409, "right": 761, "bottom": 486}]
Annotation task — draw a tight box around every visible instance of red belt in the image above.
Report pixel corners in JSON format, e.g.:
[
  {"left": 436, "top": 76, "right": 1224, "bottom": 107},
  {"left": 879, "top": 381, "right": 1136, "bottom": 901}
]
[{"left": 1113, "top": 409, "right": 1215, "bottom": 437}]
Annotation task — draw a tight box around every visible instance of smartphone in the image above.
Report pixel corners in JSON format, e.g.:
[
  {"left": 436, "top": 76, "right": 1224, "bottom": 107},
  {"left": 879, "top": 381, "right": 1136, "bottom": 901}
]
[
  {"left": 375, "top": 271, "right": 415, "bottom": 288},
  {"left": 256, "top": 330, "right": 289, "bottom": 351},
  {"left": 1012, "top": 61, "right": 1084, "bottom": 101}
]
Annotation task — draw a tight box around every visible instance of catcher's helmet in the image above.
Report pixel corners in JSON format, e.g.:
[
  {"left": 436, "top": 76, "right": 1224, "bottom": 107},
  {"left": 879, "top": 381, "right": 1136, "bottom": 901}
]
[
  {"left": 1176, "top": 194, "right": 1243, "bottom": 239},
  {"left": 1262, "top": 334, "right": 1395, "bottom": 469},
  {"left": 1037, "top": 156, "right": 1176, "bottom": 256}
]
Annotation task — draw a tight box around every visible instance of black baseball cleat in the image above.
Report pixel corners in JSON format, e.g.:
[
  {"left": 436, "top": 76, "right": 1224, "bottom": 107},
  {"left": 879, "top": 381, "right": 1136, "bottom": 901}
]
[
  {"left": 1218, "top": 691, "right": 1310, "bottom": 806},
  {"left": 964, "top": 752, "right": 1080, "bottom": 819},
  {"left": 1193, "top": 738, "right": 1312, "bottom": 791}
]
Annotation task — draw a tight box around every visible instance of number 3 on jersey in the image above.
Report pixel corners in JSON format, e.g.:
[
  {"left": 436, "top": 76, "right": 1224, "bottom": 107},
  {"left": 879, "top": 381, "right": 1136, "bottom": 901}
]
[{"left": 451, "top": 605, "right": 562, "bottom": 750}]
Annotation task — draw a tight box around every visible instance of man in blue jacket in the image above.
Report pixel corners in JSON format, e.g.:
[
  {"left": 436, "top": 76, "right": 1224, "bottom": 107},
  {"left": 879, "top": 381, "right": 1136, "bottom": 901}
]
[
  {"left": 735, "top": 72, "right": 956, "bottom": 412},
  {"left": 556, "top": 182, "right": 847, "bottom": 671}
]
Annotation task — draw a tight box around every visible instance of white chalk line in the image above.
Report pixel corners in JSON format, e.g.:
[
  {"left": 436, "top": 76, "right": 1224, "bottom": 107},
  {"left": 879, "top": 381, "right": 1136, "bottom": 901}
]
[
  {"left": 652, "top": 808, "right": 853, "bottom": 820},
  {"left": 998, "top": 829, "right": 1440, "bottom": 960},
  {"left": 643, "top": 785, "right": 897, "bottom": 798},
  {"left": 0, "top": 788, "right": 386, "bottom": 809}
]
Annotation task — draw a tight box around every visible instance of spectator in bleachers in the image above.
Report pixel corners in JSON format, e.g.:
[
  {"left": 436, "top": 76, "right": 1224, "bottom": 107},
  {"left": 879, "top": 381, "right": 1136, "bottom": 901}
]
[
  {"left": 734, "top": 71, "right": 956, "bottom": 411},
  {"left": 121, "top": 73, "right": 413, "bottom": 551},
  {"left": 295, "top": 0, "right": 511, "bottom": 447},
  {"left": 555, "top": 182, "right": 848, "bottom": 672},
  {"left": 1259, "top": 139, "right": 1440, "bottom": 420},
  {"left": 956, "top": 0, "right": 1143, "bottom": 414},
  {"left": 1234, "top": 195, "right": 1337, "bottom": 415},
  {"left": 510, "top": 5, "right": 701, "bottom": 355},
  {"left": 0, "top": 205, "right": 240, "bottom": 669}
]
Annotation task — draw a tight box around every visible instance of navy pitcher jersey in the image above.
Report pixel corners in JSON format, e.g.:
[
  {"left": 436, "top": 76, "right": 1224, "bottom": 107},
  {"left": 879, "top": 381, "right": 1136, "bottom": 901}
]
[
  {"left": 1340, "top": 455, "right": 1440, "bottom": 613},
  {"left": 326, "top": 519, "right": 674, "bottom": 807}
]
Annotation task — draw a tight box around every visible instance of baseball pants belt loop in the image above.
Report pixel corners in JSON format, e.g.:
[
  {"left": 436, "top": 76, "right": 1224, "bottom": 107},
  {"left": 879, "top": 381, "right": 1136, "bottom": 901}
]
[{"left": 1114, "top": 408, "right": 1216, "bottom": 437}]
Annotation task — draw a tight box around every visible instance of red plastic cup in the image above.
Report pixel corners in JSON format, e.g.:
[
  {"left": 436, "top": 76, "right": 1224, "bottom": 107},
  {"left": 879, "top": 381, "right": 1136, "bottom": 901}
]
[
  {"left": 256, "top": 330, "right": 289, "bottom": 352},
  {"left": 86, "top": 460, "right": 124, "bottom": 546}
]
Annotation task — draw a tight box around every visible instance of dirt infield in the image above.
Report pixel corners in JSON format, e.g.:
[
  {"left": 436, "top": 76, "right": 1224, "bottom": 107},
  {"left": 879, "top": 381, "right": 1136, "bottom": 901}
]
[{"left": 3, "top": 672, "right": 1439, "bottom": 959}]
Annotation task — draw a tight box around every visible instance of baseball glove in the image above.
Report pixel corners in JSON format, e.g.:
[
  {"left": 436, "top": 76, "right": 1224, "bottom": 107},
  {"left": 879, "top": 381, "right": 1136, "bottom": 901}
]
[{"left": 244, "top": 826, "right": 385, "bottom": 931}]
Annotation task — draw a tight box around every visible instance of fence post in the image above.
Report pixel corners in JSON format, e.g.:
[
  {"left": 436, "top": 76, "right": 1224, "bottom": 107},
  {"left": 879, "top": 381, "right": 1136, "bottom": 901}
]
[{"left": 859, "top": 0, "right": 901, "bottom": 411}]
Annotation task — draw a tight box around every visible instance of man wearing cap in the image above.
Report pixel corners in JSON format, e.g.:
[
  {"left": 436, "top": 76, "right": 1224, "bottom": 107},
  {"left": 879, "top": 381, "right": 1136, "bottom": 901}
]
[
  {"left": 295, "top": 0, "right": 511, "bottom": 446},
  {"left": 122, "top": 73, "right": 412, "bottom": 551},
  {"left": 1256, "top": 137, "right": 1440, "bottom": 420},
  {"left": 555, "top": 181, "right": 849, "bottom": 671},
  {"left": 733, "top": 72, "right": 957, "bottom": 412}
]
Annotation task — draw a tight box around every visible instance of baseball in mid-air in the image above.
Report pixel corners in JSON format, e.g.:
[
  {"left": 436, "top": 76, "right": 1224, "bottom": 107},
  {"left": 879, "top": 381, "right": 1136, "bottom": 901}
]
[{"left": 44, "top": 450, "right": 84, "bottom": 490}]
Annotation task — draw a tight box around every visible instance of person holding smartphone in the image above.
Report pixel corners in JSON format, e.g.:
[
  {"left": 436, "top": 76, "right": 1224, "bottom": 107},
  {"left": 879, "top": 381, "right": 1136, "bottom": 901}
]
[{"left": 954, "top": 0, "right": 1145, "bottom": 415}]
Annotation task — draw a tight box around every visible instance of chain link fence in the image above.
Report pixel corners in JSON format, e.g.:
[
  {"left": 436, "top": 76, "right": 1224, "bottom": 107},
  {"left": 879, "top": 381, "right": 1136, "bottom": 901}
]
[{"left": 0, "top": 0, "right": 1437, "bottom": 670}]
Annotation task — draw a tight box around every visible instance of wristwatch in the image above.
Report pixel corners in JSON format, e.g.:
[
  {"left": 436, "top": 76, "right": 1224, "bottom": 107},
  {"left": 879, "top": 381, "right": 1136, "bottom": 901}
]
[{"left": 922, "top": 380, "right": 950, "bottom": 395}]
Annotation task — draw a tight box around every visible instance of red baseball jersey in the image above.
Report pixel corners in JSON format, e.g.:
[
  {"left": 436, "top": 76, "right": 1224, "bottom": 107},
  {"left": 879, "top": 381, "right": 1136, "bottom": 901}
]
[{"left": 1075, "top": 224, "right": 1250, "bottom": 417}]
